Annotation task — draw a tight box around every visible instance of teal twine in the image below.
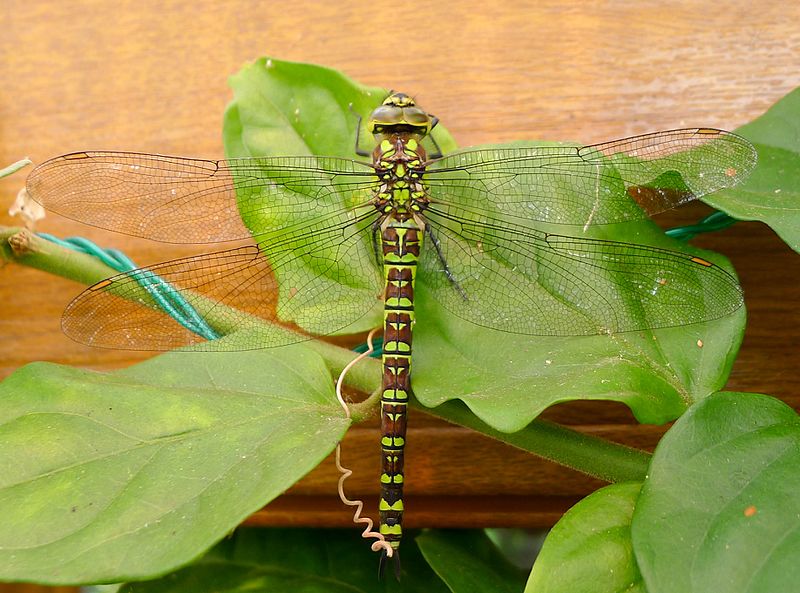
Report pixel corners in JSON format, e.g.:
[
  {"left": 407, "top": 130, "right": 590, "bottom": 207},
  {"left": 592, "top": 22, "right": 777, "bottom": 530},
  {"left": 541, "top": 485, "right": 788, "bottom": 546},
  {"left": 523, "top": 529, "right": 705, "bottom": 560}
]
[
  {"left": 666, "top": 210, "right": 737, "bottom": 241},
  {"left": 37, "top": 233, "right": 220, "bottom": 341},
  {"left": 352, "top": 336, "right": 384, "bottom": 358}
]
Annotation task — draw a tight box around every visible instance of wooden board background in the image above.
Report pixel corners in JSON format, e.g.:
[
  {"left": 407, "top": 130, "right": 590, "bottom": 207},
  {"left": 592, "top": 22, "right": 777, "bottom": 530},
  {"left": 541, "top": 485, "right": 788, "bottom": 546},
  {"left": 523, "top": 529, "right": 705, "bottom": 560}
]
[{"left": 1, "top": 0, "right": 799, "bottom": 588}]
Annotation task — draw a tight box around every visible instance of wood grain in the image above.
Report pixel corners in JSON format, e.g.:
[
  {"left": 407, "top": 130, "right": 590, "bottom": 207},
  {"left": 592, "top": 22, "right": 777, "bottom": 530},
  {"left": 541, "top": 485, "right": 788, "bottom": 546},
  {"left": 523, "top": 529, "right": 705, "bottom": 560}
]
[{"left": 1, "top": 0, "right": 799, "bottom": 586}]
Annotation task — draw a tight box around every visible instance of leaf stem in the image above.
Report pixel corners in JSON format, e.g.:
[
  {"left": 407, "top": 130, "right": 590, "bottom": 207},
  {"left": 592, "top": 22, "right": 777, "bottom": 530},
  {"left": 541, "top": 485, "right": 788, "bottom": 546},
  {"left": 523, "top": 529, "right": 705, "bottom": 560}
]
[{"left": 426, "top": 401, "right": 651, "bottom": 483}]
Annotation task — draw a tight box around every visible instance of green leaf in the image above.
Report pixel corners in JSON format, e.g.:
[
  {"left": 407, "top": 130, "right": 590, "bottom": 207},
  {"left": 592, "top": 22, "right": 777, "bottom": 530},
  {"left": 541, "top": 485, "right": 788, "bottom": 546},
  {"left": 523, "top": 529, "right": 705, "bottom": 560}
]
[
  {"left": 119, "top": 528, "right": 450, "bottom": 593},
  {"left": 222, "top": 59, "right": 745, "bottom": 428},
  {"left": 631, "top": 392, "right": 800, "bottom": 593},
  {"left": 413, "top": 214, "right": 744, "bottom": 429},
  {"left": 417, "top": 530, "right": 528, "bottom": 593},
  {"left": 0, "top": 346, "right": 348, "bottom": 584},
  {"left": 525, "top": 483, "right": 646, "bottom": 593},
  {"left": 705, "top": 86, "right": 800, "bottom": 252}
]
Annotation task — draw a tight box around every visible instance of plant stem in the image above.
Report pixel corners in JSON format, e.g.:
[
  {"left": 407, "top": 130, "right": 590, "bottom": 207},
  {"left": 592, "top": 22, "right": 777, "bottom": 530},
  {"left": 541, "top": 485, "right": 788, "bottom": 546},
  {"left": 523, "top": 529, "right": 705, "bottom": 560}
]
[
  {"left": 347, "top": 388, "right": 383, "bottom": 421},
  {"left": 0, "top": 158, "right": 32, "bottom": 179},
  {"left": 1, "top": 227, "right": 119, "bottom": 283},
  {"left": 426, "top": 400, "right": 651, "bottom": 483}
]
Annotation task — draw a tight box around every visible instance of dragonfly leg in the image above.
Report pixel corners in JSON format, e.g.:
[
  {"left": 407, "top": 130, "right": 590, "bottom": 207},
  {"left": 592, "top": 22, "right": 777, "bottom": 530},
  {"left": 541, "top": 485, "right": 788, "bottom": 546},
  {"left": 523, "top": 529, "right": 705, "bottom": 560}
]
[
  {"left": 349, "top": 103, "right": 371, "bottom": 157},
  {"left": 427, "top": 115, "right": 444, "bottom": 159},
  {"left": 371, "top": 217, "right": 384, "bottom": 269},
  {"left": 426, "top": 226, "right": 468, "bottom": 300}
]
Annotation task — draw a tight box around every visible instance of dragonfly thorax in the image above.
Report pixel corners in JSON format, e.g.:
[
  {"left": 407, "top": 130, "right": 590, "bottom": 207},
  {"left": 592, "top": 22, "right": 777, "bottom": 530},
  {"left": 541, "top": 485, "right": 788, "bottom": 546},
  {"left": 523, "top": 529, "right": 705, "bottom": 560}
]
[
  {"left": 372, "top": 134, "right": 429, "bottom": 218},
  {"left": 367, "top": 93, "right": 434, "bottom": 218}
]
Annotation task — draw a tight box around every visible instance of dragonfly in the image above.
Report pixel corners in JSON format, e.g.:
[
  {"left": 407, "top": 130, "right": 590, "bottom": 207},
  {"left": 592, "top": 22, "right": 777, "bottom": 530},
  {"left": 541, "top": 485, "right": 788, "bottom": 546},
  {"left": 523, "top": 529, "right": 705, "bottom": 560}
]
[{"left": 26, "top": 92, "right": 756, "bottom": 575}]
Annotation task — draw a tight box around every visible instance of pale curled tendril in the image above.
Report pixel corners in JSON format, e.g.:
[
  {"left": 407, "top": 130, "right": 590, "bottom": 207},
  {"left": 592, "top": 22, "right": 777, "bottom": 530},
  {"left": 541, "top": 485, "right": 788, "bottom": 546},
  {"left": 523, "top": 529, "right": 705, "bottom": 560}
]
[{"left": 334, "top": 328, "right": 393, "bottom": 557}]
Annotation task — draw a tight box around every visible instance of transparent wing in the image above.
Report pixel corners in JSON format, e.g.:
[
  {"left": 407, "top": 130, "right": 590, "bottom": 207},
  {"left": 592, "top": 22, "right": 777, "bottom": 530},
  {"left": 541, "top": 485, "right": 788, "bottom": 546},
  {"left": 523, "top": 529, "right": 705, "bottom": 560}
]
[
  {"left": 63, "top": 207, "right": 384, "bottom": 350},
  {"left": 26, "top": 152, "right": 378, "bottom": 243},
  {"left": 425, "top": 129, "right": 756, "bottom": 227},
  {"left": 421, "top": 204, "right": 743, "bottom": 336}
]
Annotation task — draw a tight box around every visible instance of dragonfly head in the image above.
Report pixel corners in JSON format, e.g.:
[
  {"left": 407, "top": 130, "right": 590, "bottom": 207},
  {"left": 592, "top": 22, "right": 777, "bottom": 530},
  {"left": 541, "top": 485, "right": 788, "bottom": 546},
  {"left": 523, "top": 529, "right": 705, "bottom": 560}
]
[{"left": 368, "top": 92, "right": 434, "bottom": 139}]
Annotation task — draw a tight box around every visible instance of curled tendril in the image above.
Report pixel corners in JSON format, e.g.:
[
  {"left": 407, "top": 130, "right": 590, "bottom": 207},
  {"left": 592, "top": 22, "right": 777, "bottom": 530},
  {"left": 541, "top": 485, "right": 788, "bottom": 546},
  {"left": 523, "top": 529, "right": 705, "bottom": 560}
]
[{"left": 334, "top": 328, "right": 393, "bottom": 557}]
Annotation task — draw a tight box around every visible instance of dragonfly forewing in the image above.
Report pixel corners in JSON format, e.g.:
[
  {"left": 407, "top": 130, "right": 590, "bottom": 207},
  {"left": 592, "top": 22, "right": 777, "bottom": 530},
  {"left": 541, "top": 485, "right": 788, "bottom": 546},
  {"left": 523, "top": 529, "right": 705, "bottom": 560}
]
[{"left": 26, "top": 152, "right": 378, "bottom": 244}]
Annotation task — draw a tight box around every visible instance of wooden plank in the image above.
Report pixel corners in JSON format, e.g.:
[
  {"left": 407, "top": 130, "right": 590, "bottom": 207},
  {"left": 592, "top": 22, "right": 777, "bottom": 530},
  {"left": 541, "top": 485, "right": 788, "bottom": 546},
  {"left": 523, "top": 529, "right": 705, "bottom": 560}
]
[{"left": 245, "top": 495, "right": 581, "bottom": 529}]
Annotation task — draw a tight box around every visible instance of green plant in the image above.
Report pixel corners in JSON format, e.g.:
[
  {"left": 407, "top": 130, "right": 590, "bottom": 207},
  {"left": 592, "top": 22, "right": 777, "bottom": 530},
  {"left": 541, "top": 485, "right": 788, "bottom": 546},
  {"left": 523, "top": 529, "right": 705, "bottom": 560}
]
[{"left": 1, "top": 58, "right": 798, "bottom": 592}]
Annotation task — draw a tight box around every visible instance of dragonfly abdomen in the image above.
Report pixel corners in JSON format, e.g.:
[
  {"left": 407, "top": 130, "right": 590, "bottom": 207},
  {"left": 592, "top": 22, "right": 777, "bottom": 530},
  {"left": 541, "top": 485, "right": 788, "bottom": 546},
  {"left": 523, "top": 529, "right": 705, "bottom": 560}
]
[{"left": 379, "top": 220, "right": 422, "bottom": 552}]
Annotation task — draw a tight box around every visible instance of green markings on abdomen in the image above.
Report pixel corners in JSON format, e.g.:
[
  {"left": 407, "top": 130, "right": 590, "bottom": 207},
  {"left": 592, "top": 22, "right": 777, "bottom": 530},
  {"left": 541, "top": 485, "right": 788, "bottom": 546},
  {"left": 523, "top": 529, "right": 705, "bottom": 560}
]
[{"left": 379, "top": 218, "right": 421, "bottom": 549}]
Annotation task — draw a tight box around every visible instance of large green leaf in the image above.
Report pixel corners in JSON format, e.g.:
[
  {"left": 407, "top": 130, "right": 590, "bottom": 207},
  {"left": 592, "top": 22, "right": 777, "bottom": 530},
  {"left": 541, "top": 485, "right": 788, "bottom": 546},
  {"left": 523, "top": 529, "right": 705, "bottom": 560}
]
[
  {"left": 705, "top": 86, "right": 800, "bottom": 252},
  {"left": 525, "top": 483, "right": 646, "bottom": 593},
  {"left": 417, "top": 530, "right": 528, "bottom": 593},
  {"left": 631, "top": 392, "right": 800, "bottom": 593},
  {"left": 119, "top": 528, "right": 450, "bottom": 593},
  {"left": 0, "top": 343, "right": 348, "bottom": 584},
  {"left": 222, "top": 58, "right": 745, "bottom": 429}
]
